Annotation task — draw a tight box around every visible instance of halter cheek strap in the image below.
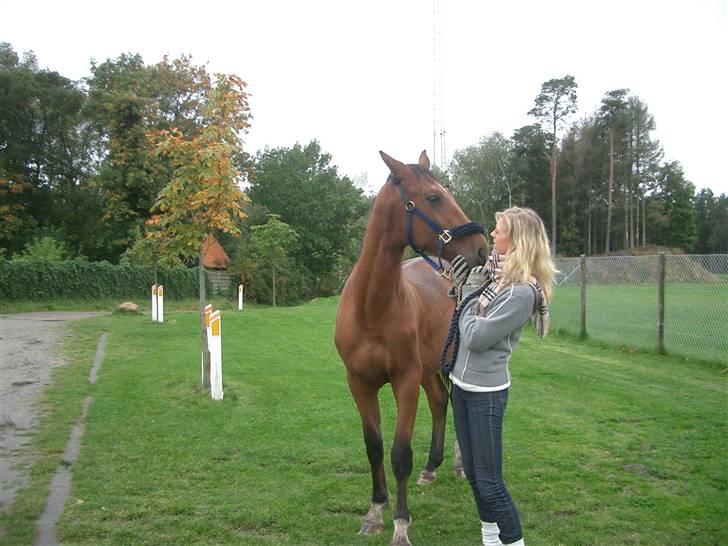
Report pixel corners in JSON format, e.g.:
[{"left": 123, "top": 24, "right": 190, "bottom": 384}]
[{"left": 396, "top": 183, "right": 485, "bottom": 277}]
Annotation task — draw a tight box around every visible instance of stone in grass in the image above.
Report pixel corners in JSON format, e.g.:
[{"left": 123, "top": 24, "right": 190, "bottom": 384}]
[{"left": 117, "top": 301, "right": 140, "bottom": 314}]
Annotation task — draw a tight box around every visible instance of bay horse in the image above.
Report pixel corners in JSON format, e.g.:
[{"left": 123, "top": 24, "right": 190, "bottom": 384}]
[{"left": 334, "top": 151, "right": 489, "bottom": 546}]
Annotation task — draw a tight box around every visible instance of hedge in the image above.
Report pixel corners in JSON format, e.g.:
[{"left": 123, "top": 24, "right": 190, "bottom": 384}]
[{"left": 0, "top": 259, "right": 210, "bottom": 301}]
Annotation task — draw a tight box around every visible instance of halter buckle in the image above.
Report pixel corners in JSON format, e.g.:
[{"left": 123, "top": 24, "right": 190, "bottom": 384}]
[
  {"left": 436, "top": 267, "right": 451, "bottom": 279},
  {"left": 405, "top": 201, "right": 416, "bottom": 211},
  {"left": 438, "top": 230, "right": 452, "bottom": 244}
]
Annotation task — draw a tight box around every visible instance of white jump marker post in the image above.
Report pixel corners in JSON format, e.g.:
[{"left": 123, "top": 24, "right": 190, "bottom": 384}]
[
  {"left": 202, "top": 304, "right": 212, "bottom": 384},
  {"left": 157, "top": 285, "right": 164, "bottom": 323},
  {"left": 151, "top": 284, "right": 158, "bottom": 321},
  {"left": 209, "top": 310, "right": 223, "bottom": 401},
  {"left": 238, "top": 283, "right": 244, "bottom": 311}
]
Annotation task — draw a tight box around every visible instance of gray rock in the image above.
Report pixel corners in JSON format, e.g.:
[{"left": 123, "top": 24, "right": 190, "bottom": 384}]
[{"left": 117, "top": 301, "right": 140, "bottom": 313}]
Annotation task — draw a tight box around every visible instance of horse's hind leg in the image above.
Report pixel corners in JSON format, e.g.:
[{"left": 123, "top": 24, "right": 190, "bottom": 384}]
[
  {"left": 417, "top": 371, "right": 449, "bottom": 485},
  {"left": 347, "top": 372, "right": 388, "bottom": 535}
]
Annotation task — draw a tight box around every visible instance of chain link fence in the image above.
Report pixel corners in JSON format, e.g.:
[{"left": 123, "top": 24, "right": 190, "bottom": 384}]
[{"left": 551, "top": 254, "right": 728, "bottom": 364}]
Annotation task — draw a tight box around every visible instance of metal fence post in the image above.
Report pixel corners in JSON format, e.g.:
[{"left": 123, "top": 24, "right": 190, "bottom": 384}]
[
  {"left": 658, "top": 252, "right": 666, "bottom": 354},
  {"left": 580, "top": 254, "right": 587, "bottom": 338}
]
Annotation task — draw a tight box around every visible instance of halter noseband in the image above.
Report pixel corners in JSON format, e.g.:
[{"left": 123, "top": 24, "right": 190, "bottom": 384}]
[{"left": 396, "top": 182, "right": 486, "bottom": 278}]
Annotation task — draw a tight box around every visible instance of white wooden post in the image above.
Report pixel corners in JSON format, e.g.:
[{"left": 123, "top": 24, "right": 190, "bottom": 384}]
[
  {"left": 202, "top": 304, "right": 212, "bottom": 383},
  {"left": 238, "top": 283, "right": 244, "bottom": 311},
  {"left": 151, "top": 284, "right": 158, "bottom": 321},
  {"left": 209, "top": 310, "right": 223, "bottom": 401},
  {"left": 157, "top": 285, "right": 164, "bottom": 323}
]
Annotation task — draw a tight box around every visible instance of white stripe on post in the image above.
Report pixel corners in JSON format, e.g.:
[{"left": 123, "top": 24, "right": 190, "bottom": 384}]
[
  {"left": 152, "top": 284, "right": 158, "bottom": 321},
  {"left": 209, "top": 310, "right": 223, "bottom": 401},
  {"left": 157, "top": 285, "right": 164, "bottom": 323},
  {"left": 238, "top": 283, "right": 243, "bottom": 311}
]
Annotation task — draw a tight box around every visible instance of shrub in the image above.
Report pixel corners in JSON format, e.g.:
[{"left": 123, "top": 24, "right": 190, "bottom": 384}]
[{"left": 0, "top": 259, "right": 210, "bottom": 301}]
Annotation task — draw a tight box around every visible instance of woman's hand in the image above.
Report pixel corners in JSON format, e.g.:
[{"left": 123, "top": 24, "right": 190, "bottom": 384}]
[
  {"left": 465, "top": 265, "right": 490, "bottom": 287},
  {"left": 450, "top": 255, "right": 471, "bottom": 286}
]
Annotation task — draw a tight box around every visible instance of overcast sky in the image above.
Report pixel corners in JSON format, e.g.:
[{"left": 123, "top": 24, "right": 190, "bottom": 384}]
[{"left": 4, "top": 0, "right": 727, "bottom": 195}]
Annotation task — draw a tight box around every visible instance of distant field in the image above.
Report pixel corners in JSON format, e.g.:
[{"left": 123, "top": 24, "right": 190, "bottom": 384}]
[
  {"left": 2, "top": 298, "right": 725, "bottom": 545},
  {"left": 551, "top": 283, "right": 728, "bottom": 364}
]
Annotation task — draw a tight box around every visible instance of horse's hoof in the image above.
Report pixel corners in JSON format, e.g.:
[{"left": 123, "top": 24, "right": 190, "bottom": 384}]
[
  {"left": 453, "top": 466, "right": 466, "bottom": 479},
  {"left": 359, "top": 521, "right": 384, "bottom": 535},
  {"left": 390, "top": 518, "right": 412, "bottom": 546},
  {"left": 416, "top": 469, "right": 437, "bottom": 485},
  {"left": 359, "top": 502, "right": 386, "bottom": 535}
]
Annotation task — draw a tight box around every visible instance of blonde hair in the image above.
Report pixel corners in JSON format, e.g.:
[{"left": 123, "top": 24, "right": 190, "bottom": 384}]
[{"left": 495, "top": 207, "right": 556, "bottom": 302}]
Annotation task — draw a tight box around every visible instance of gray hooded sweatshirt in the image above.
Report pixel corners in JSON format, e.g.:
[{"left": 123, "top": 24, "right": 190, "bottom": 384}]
[{"left": 450, "top": 283, "right": 538, "bottom": 389}]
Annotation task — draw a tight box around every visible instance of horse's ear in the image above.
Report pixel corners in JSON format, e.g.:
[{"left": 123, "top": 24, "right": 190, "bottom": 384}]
[
  {"left": 380, "top": 151, "right": 408, "bottom": 182},
  {"left": 418, "top": 150, "right": 430, "bottom": 170}
]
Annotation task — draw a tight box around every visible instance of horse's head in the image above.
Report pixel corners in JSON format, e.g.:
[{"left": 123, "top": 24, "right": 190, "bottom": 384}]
[{"left": 380, "top": 150, "right": 489, "bottom": 270}]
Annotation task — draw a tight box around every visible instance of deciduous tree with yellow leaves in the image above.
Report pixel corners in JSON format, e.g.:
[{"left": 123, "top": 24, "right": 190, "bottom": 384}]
[{"left": 145, "top": 73, "right": 251, "bottom": 389}]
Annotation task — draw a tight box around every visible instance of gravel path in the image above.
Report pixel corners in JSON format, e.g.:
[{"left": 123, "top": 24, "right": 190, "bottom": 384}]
[{"left": 0, "top": 312, "right": 108, "bottom": 509}]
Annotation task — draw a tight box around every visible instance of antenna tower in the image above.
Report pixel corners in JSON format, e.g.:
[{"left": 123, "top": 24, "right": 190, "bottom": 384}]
[{"left": 432, "top": 0, "right": 446, "bottom": 171}]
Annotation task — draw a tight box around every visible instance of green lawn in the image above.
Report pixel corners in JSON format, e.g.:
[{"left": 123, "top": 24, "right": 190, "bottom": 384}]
[
  {"left": 551, "top": 283, "right": 728, "bottom": 364},
  {"left": 2, "top": 298, "right": 726, "bottom": 545}
]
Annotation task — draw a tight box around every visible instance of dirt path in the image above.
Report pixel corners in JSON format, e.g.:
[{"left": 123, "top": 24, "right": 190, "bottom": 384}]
[{"left": 0, "top": 312, "right": 108, "bottom": 509}]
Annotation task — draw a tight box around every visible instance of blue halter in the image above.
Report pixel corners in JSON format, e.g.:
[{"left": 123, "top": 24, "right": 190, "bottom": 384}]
[{"left": 396, "top": 183, "right": 486, "bottom": 277}]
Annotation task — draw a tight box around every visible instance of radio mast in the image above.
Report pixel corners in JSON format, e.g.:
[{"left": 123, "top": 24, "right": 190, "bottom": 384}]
[{"left": 432, "top": 0, "right": 446, "bottom": 171}]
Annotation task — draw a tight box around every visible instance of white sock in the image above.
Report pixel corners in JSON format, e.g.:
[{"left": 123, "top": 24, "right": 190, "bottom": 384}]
[
  {"left": 503, "top": 539, "right": 524, "bottom": 546},
  {"left": 481, "top": 521, "right": 502, "bottom": 546}
]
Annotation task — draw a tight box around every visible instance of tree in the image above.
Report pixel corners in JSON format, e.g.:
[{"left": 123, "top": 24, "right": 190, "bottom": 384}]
[
  {"left": 448, "top": 133, "right": 518, "bottom": 227},
  {"left": 510, "top": 124, "right": 551, "bottom": 224},
  {"left": 145, "top": 73, "right": 251, "bottom": 389},
  {"left": 707, "top": 194, "right": 728, "bottom": 252},
  {"left": 250, "top": 214, "right": 298, "bottom": 306},
  {"left": 12, "top": 236, "right": 71, "bottom": 261},
  {"left": 84, "top": 53, "right": 213, "bottom": 261},
  {"left": 598, "top": 89, "right": 630, "bottom": 253},
  {"left": 647, "top": 161, "right": 696, "bottom": 249},
  {"left": 248, "top": 141, "right": 367, "bottom": 294},
  {"left": 528, "top": 75, "right": 578, "bottom": 255},
  {"left": 0, "top": 42, "right": 93, "bottom": 256},
  {"left": 694, "top": 189, "right": 728, "bottom": 253},
  {"left": 627, "top": 96, "right": 663, "bottom": 248},
  {"left": 557, "top": 119, "right": 606, "bottom": 256}
]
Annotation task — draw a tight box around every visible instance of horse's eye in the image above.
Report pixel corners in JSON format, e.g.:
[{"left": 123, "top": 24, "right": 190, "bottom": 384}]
[{"left": 426, "top": 194, "right": 441, "bottom": 203}]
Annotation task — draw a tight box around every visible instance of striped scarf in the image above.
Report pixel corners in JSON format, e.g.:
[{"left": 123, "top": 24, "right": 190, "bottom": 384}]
[
  {"left": 476, "top": 250, "right": 550, "bottom": 337},
  {"left": 440, "top": 251, "right": 550, "bottom": 377}
]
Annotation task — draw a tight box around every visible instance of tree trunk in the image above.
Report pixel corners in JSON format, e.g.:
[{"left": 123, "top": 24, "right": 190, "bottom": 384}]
[
  {"left": 199, "top": 241, "right": 211, "bottom": 389},
  {"left": 550, "top": 142, "right": 557, "bottom": 256},
  {"left": 642, "top": 194, "right": 647, "bottom": 242},
  {"left": 272, "top": 266, "right": 277, "bottom": 307},
  {"left": 624, "top": 179, "right": 629, "bottom": 250},
  {"left": 606, "top": 129, "right": 614, "bottom": 253},
  {"left": 635, "top": 134, "right": 642, "bottom": 247},
  {"left": 628, "top": 128, "right": 634, "bottom": 249},
  {"left": 586, "top": 204, "right": 592, "bottom": 256}
]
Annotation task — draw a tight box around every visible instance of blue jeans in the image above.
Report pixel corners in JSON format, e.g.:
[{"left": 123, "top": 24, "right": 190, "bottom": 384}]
[{"left": 451, "top": 385, "right": 523, "bottom": 544}]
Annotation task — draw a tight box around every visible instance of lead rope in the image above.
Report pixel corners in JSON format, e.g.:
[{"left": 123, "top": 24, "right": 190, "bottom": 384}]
[{"left": 439, "top": 281, "right": 490, "bottom": 376}]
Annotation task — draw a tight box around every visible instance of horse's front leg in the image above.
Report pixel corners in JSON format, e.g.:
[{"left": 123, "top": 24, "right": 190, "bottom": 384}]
[
  {"left": 416, "top": 371, "right": 449, "bottom": 485},
  {"left": 389, "top": 377, "right": 420, "bottom": 546},
  {"left": 348, "top": 372, "right": 388, "bottom": 536}
]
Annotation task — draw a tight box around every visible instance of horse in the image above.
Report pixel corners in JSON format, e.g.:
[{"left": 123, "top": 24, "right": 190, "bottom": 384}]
[{"left": 334, "top": 150, "right": 489, "bottom": 546}]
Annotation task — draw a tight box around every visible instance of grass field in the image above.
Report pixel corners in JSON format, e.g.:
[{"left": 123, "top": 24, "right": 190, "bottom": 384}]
[
  {"left": 550, "top": 283, "right": 728, "bottom": 364},
  {"left": 2, "top": 298, "right": 726, "bottom": 545}
]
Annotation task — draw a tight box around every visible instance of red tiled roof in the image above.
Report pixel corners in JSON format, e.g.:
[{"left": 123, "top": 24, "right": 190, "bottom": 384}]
[{"left": 203, "top": 236, "right": 230, "bottom": 269}]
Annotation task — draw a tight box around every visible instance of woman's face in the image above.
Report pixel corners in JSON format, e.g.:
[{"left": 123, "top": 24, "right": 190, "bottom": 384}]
[{"left": 491, "top": 218, "right": 512, "bottom": 255}]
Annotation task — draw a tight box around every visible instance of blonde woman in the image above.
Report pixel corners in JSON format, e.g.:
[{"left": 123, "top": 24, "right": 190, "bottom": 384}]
[{"left": 444, "top": 207, "right": 555, "bottom": 546}]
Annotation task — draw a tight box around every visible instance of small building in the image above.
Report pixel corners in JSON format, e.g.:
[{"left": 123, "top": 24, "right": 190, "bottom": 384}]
[{"left": 203, "top": 236, "right": 232, "bottom": 294}]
